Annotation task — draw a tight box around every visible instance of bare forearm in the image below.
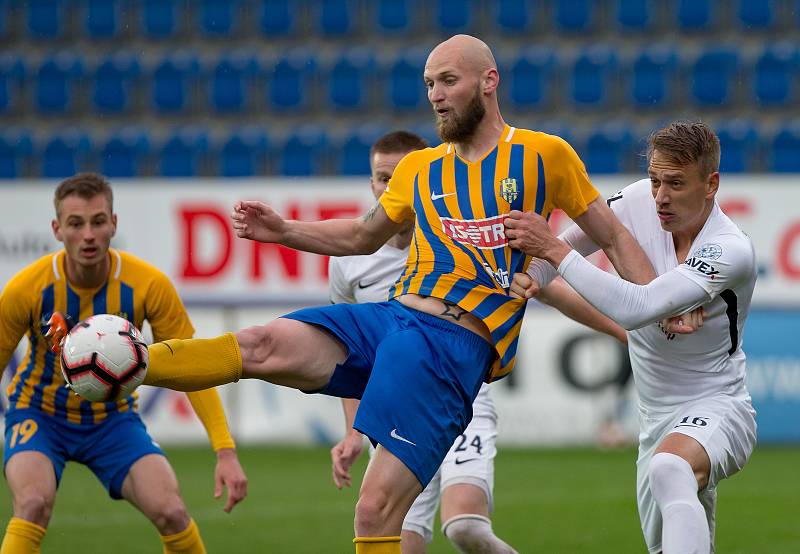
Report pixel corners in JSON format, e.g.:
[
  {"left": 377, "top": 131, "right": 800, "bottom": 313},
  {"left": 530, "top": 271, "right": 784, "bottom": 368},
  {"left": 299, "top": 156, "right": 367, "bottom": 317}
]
[
  {"left": 283, "top": 218, "right": 379, "bottom": 256},
  {"left": 539, "top": 279, "right": 627, "bottom": 343},
  {"left": 341, "top": 398, "right": 361, "bottom": 436},
  {"left": 603, "top": 228, "right": 657, "bottom": 285}
]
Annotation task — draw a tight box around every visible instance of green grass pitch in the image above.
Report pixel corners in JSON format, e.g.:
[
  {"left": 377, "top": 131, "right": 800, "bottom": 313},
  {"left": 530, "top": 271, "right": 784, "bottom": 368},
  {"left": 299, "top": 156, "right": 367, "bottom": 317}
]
[{"left": 0, "top": 446, "right": 797, "bottom": 552}]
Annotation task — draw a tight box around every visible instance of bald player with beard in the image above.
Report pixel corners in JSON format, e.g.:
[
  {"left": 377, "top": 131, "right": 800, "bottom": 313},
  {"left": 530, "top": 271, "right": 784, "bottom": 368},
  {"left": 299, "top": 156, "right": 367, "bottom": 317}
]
[{"left": 55, "top": 35, "right": 658, "bottom": 553}]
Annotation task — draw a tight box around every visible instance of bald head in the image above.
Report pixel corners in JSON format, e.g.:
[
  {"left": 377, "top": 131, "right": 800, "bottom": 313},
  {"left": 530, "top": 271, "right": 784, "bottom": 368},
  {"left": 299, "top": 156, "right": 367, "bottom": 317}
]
[{"left": 426, "top": 34, "right": 497, "bottom": 77}]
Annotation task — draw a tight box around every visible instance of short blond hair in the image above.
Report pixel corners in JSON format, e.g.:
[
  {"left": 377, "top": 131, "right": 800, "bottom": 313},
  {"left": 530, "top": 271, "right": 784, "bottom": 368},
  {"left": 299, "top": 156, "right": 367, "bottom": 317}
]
[
  {"left": 647, "top": 121, "right": 720, "bottom": 177},
  {"left": 54, "top": 172, "right": 113, "bottom": 218}
]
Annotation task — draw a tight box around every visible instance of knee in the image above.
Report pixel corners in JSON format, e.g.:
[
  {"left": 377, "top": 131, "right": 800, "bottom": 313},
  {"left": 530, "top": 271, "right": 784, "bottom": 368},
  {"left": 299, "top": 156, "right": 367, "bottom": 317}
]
[
  {"left": 236, "top": 323, "right": 277, "bottom": 369},
  {"left": 14, "top": 492, "right": 54, "bottom": 527},
  {"left": 354, "top": 490, "right": 391, "bottom": 534},
  {"left": 150, "top": 497, "right": 190, "bottom": 536},
  {"left": 649, "top": 452, "right": 697, "bottom": 500},
  {"left": 442, "top": 515, "right": 515, "bottom": 554}
]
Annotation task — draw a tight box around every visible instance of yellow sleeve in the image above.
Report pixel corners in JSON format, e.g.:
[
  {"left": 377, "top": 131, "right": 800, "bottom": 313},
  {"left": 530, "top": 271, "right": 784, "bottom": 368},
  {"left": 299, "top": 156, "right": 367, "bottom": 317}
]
[
  {"left": 378, "top": 150, "right": 420, "bottom": 223},
  {"left": 0, "top": 275, "right": 33, "bottom": 370},
  {"left": 145, "top": 271, "right": 195, "bottom": 342},
  {"left": 544, "top": 135, "right": 601, "bottom": 219},
  {"left": 186, "top": 388, "right": 236, "bottom": 451},
  {"left": 145, "top": 270, "right": 235, "bottom": 451}
]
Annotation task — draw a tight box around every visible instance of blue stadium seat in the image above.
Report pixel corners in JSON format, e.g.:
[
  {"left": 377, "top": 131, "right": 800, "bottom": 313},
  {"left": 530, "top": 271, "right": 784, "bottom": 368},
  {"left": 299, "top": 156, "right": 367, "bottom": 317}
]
[
  {"left": 535, "top": 121, "right": 574, "bottom": 147},
  {"left": 375, "top": 0, "right": 415, "bottom": 33},
  {"left": 412, "top": 123, "right": 441, "bottom": 149},
  {"left": 316, "top": 0, "right": 358, "bottom": 36},
  {"left": 690, "top": 47, "right": 739, "bottom": 106},
  {"left": 676, "top": 0, "right": 713, "bottom": 31},
  {"left": 754, "top": 43, "right": 797, "bottom": 106},
  {"left": 0, "top": 0, "right": 7, "bottom": 38},
  {"left": 570, "top": 46, "right": 618, "bottom": 107},
  {"left": 36, "top": 52, "right": 83, "bottom": 114},
  {"left": 338, "top": 125, "right": 387, "bottom": 175},
  {"left": 0, "top": 129, "right": 33, "bottom": 178},
  {"left": 209, "top": 51, "right": 258, "bottom": 113},
  {"left": 92, "top": 52, "right": 141, "bottom": 113},
  {"left": 769, "top": 121, "right": 800, "bottom": 172},
  {"left": 717, "top": 120, "right": 758, "bottom": 173},
  {"left": 151, "top": 52, "right": 199, "bottom": 113},
  {"left": 327, "top": 48, "right": 374, "bottom": 110},
  {"left": 27, "top": 0, "right": 67, "bottom": 39},
  {"left": 198, "top": 0, "right": 241, "bottom": 37},
  {"left": 142, "top": 0, "right": 180, "bottom": 38},
  {"left": 159, "top": 127, "right": 208, "bottom": 177},
  {"left": 630, "top": 45, "right": 677, "bottom": 107},
  {"left": 219, "top": 126, "right": 268, "bottom": 177},
  {"left": 280, "top": 126, "right": 328, "bottom": 176},
  {"left": 507, "top": 47, "right": 555, "bottom": 108},
  {"left": 616, "top": 0, "right": 653, "bottom": 30},
  {"left": 268, "top": 50, "right": 317, "bottom": 111},
  {"left": 582, "top": 122, "right": 633, "bottom": 174},
  {"left": 738, "top": 0, "right": 774, "bottom": 29},
  {"left": 85, "top": 0, "right": 122, "bottom": 39},
  {"left": 260, "top": 0, "right": 296, "bottom": 35},
  {"left": 556, "top": 0, "right": 594, "bottom": 32},
  {"left": 41, "top": 129, "right": 91, "bottom": 178},
  {"left": 435, "top": 0, "right": 475, "bottom": 33},
  {"left": 386, "top": 50, "right": 427, "bottom": 111},
  {"left": 494, "top": 0, "right": 533, "bottom": 32},
  {"left": 0, "top": 54, "right": 24, "bottom": 114},
  {"left": 101, "top": 127, "right": 150, "bottom": 177}
]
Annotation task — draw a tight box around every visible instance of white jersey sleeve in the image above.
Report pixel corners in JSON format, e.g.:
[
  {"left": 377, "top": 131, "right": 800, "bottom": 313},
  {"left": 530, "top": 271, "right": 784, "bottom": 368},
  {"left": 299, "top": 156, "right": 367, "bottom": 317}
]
[
  {"left": 675, "top": 238, "right": 756, "bottom": 298},
  {"left": 328, "top": 256, "right": 356, "bottom": 305}
]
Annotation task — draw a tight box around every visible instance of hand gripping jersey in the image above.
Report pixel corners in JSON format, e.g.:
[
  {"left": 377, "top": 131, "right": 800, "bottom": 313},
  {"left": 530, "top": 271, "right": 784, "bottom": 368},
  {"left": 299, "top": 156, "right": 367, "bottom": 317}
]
[
  {"left": 379, "top": 125, "right": 599, "bottom": 380},
  {"left": 0, "top": 249, "right": 195, "bottom": 425},
  {"left": 329, "top": 244, "right": 496, "bottom": 420}
]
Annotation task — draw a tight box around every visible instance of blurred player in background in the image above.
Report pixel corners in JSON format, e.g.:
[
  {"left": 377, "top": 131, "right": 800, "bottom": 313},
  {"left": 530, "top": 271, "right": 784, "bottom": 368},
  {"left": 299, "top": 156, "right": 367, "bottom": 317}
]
[
  {"left": 508, "top": 121, "right": 757, "bottom": 554},
  {"left": 75, "top": 35, "right": 656, "bottom": 553},
  {"left": 0, "top": 173, "right": 247, "bottom": 554},
  {"left": 328, "top": 130, "right": 518, "bottom": 554}
]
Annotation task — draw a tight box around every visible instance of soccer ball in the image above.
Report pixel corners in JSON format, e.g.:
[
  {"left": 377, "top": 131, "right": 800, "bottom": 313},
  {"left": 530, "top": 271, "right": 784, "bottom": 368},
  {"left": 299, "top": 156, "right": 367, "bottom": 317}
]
[{"left": 60, "top": 314, "right": 148, "bottom": 402}]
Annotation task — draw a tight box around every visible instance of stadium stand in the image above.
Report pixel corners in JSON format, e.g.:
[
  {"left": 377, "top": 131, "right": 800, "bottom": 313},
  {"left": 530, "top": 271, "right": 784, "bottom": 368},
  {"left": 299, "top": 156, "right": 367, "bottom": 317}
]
[
  {"left": 218, "top": 126, "right": 269, "bottom": 177},
  {"left": 0, "top": 1, "right": 795, "bottom": 177},
  {"left": 41, "top": 128, "right": 91, "bottom": 178},
  {"left": 159, "top": 127, "right": 208, "bottom": 177},
  {"left": 101, "top": 127, "right": 151, "bottom": 178},
  {"left": 0, "top": 128, "right": 32, "bottom": 178}
]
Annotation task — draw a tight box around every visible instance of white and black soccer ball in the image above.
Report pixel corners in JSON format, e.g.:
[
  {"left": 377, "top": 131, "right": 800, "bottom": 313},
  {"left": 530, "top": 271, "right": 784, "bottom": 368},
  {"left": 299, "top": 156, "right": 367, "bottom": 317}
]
[{"left": 60, "top": 314, "right": 149, "bottom": 402}]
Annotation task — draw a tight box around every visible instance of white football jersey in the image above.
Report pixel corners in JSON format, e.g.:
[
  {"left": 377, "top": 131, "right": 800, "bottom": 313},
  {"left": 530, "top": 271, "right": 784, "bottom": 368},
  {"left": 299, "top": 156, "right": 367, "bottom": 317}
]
[
  {"left": 328, "top": 243, "right": 496, "bottom": 420},
  {"left": 609, "top": 179, "right": 757, "bottom": 414}
]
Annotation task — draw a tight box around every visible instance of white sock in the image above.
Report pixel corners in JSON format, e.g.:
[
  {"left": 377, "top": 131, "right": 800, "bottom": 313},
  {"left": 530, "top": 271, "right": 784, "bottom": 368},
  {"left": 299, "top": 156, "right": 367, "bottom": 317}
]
[
  {"left": 649, "top": 452, "right": 711, "bottom": 554},
  {"left": 441, "top": 514, "right": 518, "bottom": 554}
]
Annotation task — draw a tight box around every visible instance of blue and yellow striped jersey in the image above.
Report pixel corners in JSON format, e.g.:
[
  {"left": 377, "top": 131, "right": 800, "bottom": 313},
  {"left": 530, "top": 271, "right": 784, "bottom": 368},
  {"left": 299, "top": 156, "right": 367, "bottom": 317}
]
[
  {"left": 380, "top": 125, "right": 599, "bottom": 381},
  {"left": 0, "top": 248, "right": 195, "bottom": 425}
]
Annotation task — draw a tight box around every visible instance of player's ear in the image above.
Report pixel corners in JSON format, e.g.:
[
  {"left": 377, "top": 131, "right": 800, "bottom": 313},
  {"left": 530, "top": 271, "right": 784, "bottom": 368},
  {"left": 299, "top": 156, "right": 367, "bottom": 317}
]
[
  {"left": 110, "top": 213, "right": 118, "bottom": 237},
  {"left": 483, "top": 68, "right": 499, "bottom": 95},
  {"left": 707, "top": 172, "right": 720, "bottom": 198},
  {"left": 52, "top": 218, "right": 63, "bottom": 242}
]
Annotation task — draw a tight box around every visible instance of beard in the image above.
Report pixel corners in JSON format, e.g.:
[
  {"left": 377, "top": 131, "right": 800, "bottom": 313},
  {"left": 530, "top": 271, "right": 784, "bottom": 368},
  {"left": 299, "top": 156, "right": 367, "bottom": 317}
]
[{"left": 436, "top": 87, "right": 486, "bottom": 143}]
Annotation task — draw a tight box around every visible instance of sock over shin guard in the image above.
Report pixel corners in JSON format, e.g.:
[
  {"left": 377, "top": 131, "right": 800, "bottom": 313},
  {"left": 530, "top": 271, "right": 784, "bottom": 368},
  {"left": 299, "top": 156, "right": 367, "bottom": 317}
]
[
  {"left": 160, "top": 519, "right": 206, "bottom": 554},
  {"left": 144, "top": 333, "right": 242, "bottom": 391},
  {"left": 353, "top": 536, "right": 401, "bottom": 553},
  {"left": 0, "top": 517, "right": 46, "bottom": 554},
  {"left": 649, "top": 452, "right": 711, "bottom": 554},
  {"left": 442, "top": 514, "right": 519, "bottom": 554}
]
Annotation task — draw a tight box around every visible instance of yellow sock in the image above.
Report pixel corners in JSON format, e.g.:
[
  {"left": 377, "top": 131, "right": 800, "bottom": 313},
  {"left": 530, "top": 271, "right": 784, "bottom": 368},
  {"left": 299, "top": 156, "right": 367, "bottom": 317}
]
[
  {"left": 144, "top": 333, "right": 242, "bottom": 392},
  {"left": 160, "top": 519, "right": 206, "bottom": 554},
  {"left": 353, "top": 536, "right": 401, "bottom": 554},
  {"left": 0, "top": 517, "right": 46, "bottom": 554}
]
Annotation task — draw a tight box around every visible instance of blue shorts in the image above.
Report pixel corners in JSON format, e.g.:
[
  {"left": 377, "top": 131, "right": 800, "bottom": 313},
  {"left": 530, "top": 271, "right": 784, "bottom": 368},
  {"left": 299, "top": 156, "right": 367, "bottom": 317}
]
[
  {"left": 282, "top": 300, "right": 496, "bottom": 486},
  {"left": 3, "top": 408, "right": 164, "bottom": 499}
]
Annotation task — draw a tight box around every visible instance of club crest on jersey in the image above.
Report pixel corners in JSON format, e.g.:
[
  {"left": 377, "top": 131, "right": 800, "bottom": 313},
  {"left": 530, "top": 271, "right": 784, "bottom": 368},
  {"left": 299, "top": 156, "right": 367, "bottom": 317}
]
[
  {"left": 691, "top": 243, "right": 723, "bottom": 260},
  {"left": 499, "top": 177, "right": 518, "bottom": 203},
  {"left": 441, "top": 215, "right": 507, "bottom": 250}
]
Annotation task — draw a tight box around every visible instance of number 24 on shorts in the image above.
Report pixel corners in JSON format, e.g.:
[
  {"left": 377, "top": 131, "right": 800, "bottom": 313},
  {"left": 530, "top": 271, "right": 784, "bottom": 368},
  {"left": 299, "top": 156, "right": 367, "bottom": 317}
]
[{"left": 9, "top": 419, "right": 38, "bottom": 448}]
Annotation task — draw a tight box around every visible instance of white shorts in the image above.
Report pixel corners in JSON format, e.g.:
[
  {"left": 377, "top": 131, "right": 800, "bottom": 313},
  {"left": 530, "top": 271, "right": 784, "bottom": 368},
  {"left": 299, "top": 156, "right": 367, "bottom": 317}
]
[
  {"left": 636, "top": 394, "right": 756, "bottom": 553},
  {"left": 402, "top": 414, "right": 497, "bottom": 543}
]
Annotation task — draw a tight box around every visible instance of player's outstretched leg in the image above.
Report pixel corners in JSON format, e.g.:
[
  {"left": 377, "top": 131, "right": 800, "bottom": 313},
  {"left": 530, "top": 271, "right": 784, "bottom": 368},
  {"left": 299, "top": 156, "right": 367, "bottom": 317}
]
[
  {"left": 1, "top": 452, "right": 56, "bottom": 554},
  {"left": 143, "top": 318, "right": 347, "bottom": 393},
  {"left": 440, "top": 484, "right": 518, "bottom": 554}
]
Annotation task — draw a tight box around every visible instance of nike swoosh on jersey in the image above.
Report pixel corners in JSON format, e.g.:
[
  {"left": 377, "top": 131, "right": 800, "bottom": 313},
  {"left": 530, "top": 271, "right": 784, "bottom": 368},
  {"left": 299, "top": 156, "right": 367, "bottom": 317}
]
[
  {"left": 454, "top": 457, "right": 479, "bottom": 465},
  {"left": 390, "top": 428, "right": 416, "bottom": 446},
  {"left": 431, "top": 191, "right": 456, "bottom": 201},
  {"left": 357, "top": 279, "right": 381, "bottom": 289}
]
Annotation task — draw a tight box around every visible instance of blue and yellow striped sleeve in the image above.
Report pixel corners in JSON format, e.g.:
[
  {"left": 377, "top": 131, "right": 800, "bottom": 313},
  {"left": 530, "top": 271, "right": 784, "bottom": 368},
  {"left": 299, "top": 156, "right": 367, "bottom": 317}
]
[
  {"left": 541, "top": 134, "right": 600, "bottom": 219},
  {"left": 379, "top": 150, "right": 422, "bottom": 224},
  {"left": 0, "top": 272, "right": 33, "bottom": 370}
]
